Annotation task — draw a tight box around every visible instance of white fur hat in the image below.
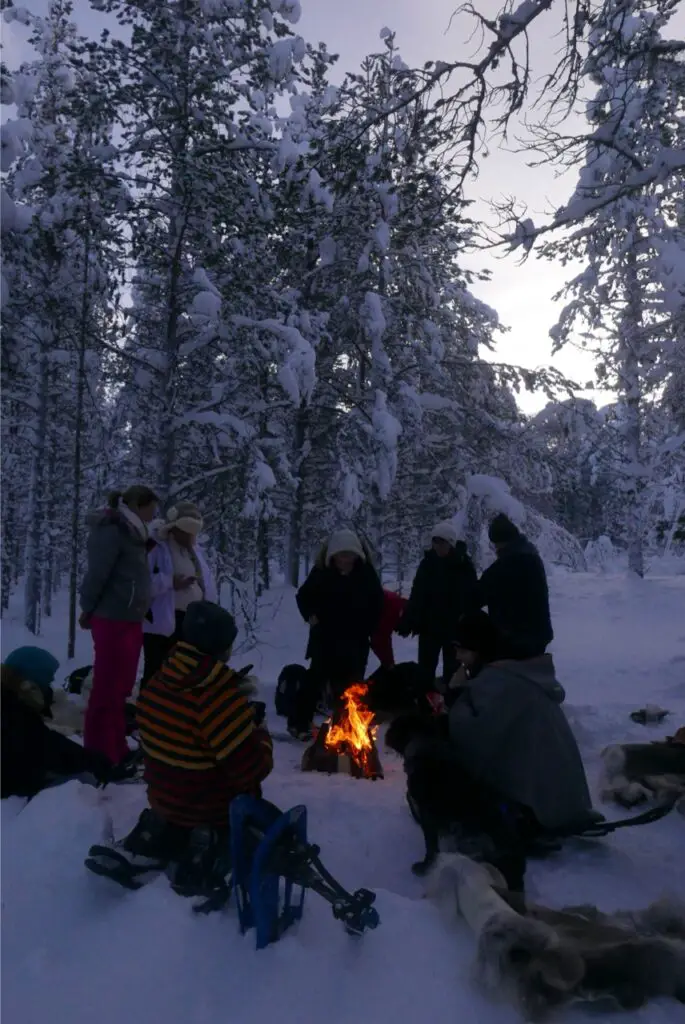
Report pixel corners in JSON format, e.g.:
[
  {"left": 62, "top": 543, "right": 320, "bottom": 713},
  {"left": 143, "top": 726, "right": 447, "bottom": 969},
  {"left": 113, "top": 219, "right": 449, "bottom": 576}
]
[
  {"left": 326, "top": 528, "right": 365, "bottom": 564},
  {"left": 431, "top": 521, "right": 458, "bottom": 547},
  {"left": 158, "top": 501, "right": 204, "bottom": 538}
]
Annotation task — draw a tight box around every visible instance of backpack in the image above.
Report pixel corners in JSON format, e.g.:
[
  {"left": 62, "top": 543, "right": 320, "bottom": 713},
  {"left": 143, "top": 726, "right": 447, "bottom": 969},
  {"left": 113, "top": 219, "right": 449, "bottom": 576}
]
[
  {"left": 275, "top": 664, "right": 309, "bottom": 717},
  {"left": 65, "top": 666, "right": 93, "bottom": 695}
]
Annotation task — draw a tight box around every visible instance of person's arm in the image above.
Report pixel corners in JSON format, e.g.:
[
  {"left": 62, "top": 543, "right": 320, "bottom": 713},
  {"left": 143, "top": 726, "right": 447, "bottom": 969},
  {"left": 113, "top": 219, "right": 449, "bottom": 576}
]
[
  {"left": 366, "top": 567, "right": 385, "bottom": 634},
  {"left": 296, "top": 568, "right": 321, "bottom": 623},
  {"left": 148, "top": 545, "right": 174, "bottom": 601},
  {"left": 450, "top": 670, "right": 528, "bottom": 778},
  {"left": 80, "top": 523, "right": 121, "bottom": 616},
  {"left": 42, "top": 724, "right": 112, "bottom": 780},
  {"left": 471, "top": 560, "right": 499, "bottom": 612},
  {"left": 398, "top": 561, "right": 427, "bottom": 634}
]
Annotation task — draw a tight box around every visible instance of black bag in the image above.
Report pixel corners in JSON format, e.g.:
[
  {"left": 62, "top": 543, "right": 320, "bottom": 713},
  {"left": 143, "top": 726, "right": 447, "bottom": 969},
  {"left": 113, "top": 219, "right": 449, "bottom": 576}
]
[{"left": 275, "top": 664, "right": 309, "bottom": 718}]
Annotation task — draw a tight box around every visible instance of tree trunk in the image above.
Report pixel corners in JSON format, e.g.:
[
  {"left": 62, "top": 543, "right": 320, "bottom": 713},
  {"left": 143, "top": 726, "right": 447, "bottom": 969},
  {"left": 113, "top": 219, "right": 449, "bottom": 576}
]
[
  {"left": 42, "top": 391, "right": 57, "bottom": 619},
  {"left": 287, "top": 402, "right": 309, "bottom": 587},
  {"left": 257, "top": 516, "right": 270, "bottom": 595},
  {"left": 24, "top": 337, "right": 49, "bottom": 634},
  {"left": 68, "top": 237, "right": 91, "bottom": 659},
  {"left": 620, "top": 254, "right": 645, "bottom": 578}
]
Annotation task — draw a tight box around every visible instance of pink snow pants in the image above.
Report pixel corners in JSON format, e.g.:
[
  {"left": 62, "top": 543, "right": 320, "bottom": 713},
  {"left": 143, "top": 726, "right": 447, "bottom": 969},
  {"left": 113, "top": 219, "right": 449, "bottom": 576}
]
[{"left": 84, "top": 617, "right": 143, "bottom": 765}]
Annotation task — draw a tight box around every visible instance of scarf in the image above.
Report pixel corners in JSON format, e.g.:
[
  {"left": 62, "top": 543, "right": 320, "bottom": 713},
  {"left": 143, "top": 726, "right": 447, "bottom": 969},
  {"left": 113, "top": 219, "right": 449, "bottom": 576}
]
[{"left": 119, "top": 500, "right": 148, "bottom": 542}]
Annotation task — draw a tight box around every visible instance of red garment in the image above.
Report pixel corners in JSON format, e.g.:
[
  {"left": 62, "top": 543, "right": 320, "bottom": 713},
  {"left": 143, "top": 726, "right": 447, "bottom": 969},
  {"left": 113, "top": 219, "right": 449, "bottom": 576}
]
[
  {"left": 84, "top": 616, "right": 143, "bottom": 764},
  {"left": 371, "top": 590, "right": 408, "bottom": 667}
]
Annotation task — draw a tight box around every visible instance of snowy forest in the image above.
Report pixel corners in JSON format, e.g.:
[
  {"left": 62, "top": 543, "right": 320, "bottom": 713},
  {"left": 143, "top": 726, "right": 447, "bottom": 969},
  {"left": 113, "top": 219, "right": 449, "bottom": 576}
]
[{"left": 1, "top": 0, "right": 684, "bottom": 640}]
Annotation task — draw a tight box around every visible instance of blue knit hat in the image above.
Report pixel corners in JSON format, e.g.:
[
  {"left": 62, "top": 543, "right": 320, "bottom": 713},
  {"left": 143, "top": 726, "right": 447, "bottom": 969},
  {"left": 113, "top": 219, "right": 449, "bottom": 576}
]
[{"left": 4, "top": 646, "right": 60, "bottom": 694}]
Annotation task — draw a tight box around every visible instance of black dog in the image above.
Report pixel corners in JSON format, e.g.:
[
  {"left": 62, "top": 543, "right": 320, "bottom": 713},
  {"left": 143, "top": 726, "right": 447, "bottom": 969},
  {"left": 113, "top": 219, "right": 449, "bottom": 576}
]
[
  {"left": 365, "top": 661, "right": 435, "bottom": 719},
  {"left": 385, "top": 711, "right": 527, "bottom": 892}
]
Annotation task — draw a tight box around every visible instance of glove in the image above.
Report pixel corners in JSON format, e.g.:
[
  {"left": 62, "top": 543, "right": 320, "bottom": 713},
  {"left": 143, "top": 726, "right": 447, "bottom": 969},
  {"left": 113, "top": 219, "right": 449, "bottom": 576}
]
[
  {"left": 250, "top": 700, "right": 266, "bottom": 727},
  {"left": 395, "top": 617, "right": 414, "bottom": 638}
]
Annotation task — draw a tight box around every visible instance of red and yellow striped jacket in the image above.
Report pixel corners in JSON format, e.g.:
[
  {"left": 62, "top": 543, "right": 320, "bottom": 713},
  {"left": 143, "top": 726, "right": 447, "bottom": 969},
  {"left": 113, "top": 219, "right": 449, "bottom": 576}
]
[{"left": 136, "top": 642, "right": 273, "bottom": 828}]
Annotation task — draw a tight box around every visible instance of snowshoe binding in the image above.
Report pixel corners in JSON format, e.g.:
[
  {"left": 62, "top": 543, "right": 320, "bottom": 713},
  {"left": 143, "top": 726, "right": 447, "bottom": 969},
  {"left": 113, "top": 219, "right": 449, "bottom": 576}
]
[{"left": 85, "top": 809, "right": 190, "bottom": 891}]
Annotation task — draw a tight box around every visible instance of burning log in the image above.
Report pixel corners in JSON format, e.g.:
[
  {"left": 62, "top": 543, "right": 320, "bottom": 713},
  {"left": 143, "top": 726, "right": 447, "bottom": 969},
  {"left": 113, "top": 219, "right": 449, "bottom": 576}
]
[{"left": 301, "top": 683, "right": 384, "bottom": 780}]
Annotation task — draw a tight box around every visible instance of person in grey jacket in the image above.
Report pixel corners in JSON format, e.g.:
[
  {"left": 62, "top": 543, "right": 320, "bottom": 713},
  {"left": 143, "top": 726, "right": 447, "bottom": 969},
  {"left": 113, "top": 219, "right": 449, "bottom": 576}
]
[
  {"left": 449, "top": 610, "right": 593, "bottom": 836},
  {"left": 80, "top": 485, "right": 158, "bottom": 766}
]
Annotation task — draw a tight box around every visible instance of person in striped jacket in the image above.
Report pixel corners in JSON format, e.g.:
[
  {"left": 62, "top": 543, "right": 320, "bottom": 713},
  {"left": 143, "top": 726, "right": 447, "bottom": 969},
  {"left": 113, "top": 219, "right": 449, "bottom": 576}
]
[
  {"left": 88, "top": 601, "right": 273, "bottom": 892},
  {"left": 136, "top": 600, "right": 273, "bottom": 831}
]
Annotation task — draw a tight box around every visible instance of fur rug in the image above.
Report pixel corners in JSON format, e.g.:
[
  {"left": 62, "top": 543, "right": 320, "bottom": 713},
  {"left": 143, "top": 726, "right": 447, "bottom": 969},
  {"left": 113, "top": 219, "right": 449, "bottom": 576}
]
[
  {"left": 600, "top": 733, "right": 685, "bottom": 815},
  {"left": 428, "top": 853, "right": 685, "bottom": 1019}
]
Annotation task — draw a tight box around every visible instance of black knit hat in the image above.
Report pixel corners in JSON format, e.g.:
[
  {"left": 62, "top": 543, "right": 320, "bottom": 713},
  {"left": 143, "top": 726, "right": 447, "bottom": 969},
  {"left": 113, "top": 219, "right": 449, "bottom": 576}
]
[
  {"left": 182, "top": 601, "right": 238, "bottom": 658},
  {"left": 488, "top": 513, "right": 521, "bottom": 545},
  {"left": 454, "top": 610, "right": 501, "bottom": 657}
]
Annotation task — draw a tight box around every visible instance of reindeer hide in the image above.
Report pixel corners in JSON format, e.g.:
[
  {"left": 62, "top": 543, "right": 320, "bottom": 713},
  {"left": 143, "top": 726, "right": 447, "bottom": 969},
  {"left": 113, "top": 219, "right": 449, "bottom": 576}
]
[{"left": 429, "top": 853, "right": 685, "bottom": 1020}]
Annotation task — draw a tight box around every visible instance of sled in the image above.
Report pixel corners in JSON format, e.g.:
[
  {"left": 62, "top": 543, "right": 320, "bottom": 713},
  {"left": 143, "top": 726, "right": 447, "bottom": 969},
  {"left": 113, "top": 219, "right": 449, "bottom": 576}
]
[{"left": 230, "top": 795, "right": 380, "bottom": 949}]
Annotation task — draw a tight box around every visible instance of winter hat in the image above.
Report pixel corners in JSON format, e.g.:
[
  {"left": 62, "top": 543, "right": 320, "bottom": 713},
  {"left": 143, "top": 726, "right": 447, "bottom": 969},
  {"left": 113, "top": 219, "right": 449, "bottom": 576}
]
[
  {"left": 431, "top": 521, "right": 458, "bottom": 547},
  {"left": 454, "top": 611, "right": 501, "bottom": 658},
  {"left": 182, "top": 601, "right": 238, "bottom": 658},
  {"left": 159, "top": 501, "right": 204, "bottom": 539},
  {"left": 488, "top": 513, "right": 521, "bottom": 545},
  {"left": 4, "top": 646, "right": 59, "bottom": 695},
  {"left": 326, "top": 529, "right": 365, "bottom": 564}
]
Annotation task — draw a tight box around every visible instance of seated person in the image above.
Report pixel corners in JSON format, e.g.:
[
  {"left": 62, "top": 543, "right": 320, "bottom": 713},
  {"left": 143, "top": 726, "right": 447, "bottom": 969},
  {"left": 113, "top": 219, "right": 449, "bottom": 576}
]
[
  {"left": 449, "top": 610, "right": 594, "bottom": 839},
  {"left": 87, "top": 600, "right": 273, "bottom": 894},
  {"left": 2, "top": 646, "right": 111, "bottom": 799}
]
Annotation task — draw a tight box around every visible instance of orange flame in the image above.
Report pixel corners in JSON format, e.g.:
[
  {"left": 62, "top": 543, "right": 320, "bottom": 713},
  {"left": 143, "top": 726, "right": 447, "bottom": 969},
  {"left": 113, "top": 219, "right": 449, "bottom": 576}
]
[{"left": 324, "top": 683, "right": 377, "bottom": 774}]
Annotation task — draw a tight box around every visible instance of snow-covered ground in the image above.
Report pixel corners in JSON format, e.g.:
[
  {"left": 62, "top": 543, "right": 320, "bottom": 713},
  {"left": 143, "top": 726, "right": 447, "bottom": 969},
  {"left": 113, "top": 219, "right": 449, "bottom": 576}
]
[{"left": 3, "top": 571, "right": 685, "bottom": 1024}]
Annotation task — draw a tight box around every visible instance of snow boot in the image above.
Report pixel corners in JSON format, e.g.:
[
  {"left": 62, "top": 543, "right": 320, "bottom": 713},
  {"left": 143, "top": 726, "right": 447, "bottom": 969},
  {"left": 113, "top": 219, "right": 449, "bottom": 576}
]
[
  {"left": 85, "top": 809, "right": 191, "bottom": 889},
  {"left": 169, "top": 825, "right": 232, "bottom": 912},
  {"left": 287, "top": 725, "right": 312, "bottom": 743}
]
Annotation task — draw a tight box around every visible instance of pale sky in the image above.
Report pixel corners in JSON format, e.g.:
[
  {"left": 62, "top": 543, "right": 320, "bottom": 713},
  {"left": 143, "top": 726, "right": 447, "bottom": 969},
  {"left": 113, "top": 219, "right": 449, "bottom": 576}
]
[{"left": 7, "top": 0, "right": 670, "bottom": 412}]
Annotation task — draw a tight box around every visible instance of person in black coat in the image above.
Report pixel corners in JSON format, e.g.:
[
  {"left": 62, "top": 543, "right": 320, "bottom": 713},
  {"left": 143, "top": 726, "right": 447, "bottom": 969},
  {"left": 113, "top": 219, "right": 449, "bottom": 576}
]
[
  {"left": 474, "top": 514, "right": 553, "bottom": 659},
  {"left": 1, "top": 651, "right": 112, "bottom": 800},
  {"left": 289, "top": 529, "right": 384, "bottom": 740},
  {"left": 397, "top": 522, "right": 478, "bottom": 686}
]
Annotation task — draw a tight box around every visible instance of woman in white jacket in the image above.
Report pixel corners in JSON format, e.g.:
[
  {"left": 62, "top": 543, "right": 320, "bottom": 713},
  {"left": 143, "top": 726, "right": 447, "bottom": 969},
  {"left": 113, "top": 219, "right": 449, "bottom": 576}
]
[{"left": 141, "top": 502, "right": 217, "bottom": 686}]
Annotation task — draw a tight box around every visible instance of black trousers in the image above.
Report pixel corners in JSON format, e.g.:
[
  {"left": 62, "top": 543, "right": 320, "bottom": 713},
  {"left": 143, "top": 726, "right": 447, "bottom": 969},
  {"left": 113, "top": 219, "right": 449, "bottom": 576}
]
[
  {"left": 418, "top": 633, "right": 458, "bottom": 686},
  {"left": 141, "top": 611, "right": 186, "bottom": 688},
  {"left": 287, "top": 646, "right": 370, "bottom": 733}
]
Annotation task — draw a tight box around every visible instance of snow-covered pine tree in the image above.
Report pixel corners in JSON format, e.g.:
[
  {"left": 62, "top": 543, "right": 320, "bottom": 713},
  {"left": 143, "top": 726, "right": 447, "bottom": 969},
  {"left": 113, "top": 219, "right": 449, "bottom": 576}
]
[
  {"left": 285, "top": 31, "right": 560, "bottom": 576},
  {"left": 93, "top": 0, "right": 331, "bottom": 608},
  {"left": 1, "top": 1, "right": 127, "bottom": 639},
  {"left": 543, "top": 0, "right": 685, "bottom": 576}
]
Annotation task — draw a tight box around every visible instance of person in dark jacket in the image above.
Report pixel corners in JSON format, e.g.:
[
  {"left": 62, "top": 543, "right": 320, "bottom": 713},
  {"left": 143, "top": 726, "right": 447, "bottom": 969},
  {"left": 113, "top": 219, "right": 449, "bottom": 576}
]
[
  {"left": 1, "top": 647, "right": 112, "bottom": 799},
  {"left": 289, "top": 529, "right": 384, "bottom": 740},
  {"left": 397, "top": 522, "right": 477, "bottom": 686},
  {"left": 80, "top": 485, "right": 158, "bottom": 766},
  {"left": 474, "top": 513, "right": 553, "bottom": 659}
]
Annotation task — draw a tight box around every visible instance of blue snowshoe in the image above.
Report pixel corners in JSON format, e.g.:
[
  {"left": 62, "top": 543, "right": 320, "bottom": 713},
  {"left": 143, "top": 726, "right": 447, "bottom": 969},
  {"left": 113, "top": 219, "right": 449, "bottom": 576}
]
[{"left": 229, "top": 796, "right": 380, "bottom": 949}]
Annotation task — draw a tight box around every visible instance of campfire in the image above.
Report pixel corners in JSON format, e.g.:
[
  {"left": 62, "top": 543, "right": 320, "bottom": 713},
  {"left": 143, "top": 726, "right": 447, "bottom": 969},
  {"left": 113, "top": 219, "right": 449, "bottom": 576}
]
[{"left": 301, "top": 683, "right": 384, "bottom": 779}]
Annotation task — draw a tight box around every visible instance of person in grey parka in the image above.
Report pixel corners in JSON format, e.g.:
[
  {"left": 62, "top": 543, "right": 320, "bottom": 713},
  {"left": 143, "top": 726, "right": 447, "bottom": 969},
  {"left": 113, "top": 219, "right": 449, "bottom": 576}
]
[
  {"left": 80, "top": 485, "right": 158, "bottom": 766},
  {"left": 449, "top": 610, "right": 593, "bottom": 836}
]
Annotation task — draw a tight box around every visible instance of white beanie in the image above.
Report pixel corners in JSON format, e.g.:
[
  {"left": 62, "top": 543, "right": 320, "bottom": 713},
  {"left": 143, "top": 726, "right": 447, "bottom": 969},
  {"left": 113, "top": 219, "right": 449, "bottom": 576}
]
[
  {"left": 326, "top": 529, "right": 365, "bottom": 564},
  {"left": 431, "top": 521, "right": 458, "bottom": 547},
  {"left": 157, "top": 501, "right": 204, "bottom": 539}
]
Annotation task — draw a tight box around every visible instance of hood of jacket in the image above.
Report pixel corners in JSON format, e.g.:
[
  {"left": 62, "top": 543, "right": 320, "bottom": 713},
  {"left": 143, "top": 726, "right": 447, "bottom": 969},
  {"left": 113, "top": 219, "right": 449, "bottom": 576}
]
[
  {"left": 157, "top": 642, "right": 238, "bottom": 693},
  {"left": 86, "top": 508, "right": 118, "bottom": 528},
  {"left": 486, "top": 654, "right": 565, "bottom": 704}
]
